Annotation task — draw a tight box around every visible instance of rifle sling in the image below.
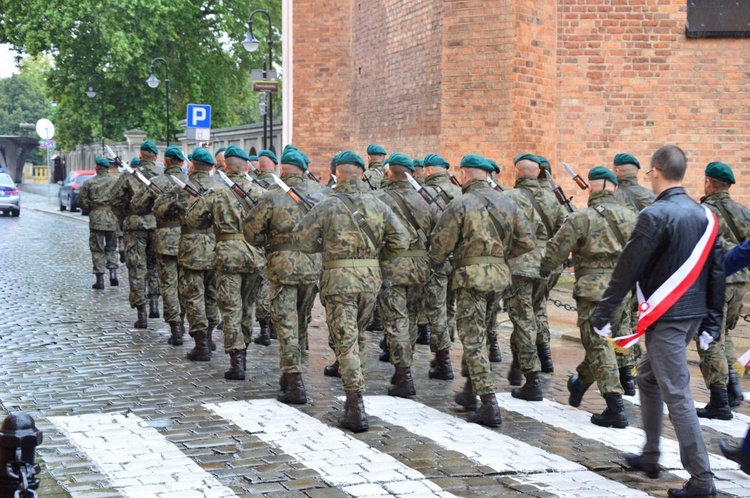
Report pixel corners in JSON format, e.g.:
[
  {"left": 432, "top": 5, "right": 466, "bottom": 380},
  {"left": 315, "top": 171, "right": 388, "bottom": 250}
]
[
  {"left": 713, "top": 202, "right": 745, "bottom": 245},
  {"left": 386, "top": 190, "right": 428, "bottom": 246},
  {"left": 226, "top": 185, "right": 254, "bottom": 212},
  {"left": 519, "top": 188, "right": 554, "bottom": 240},
  {"left": 593, "top": 205, "right": 627, "bottom": 247},
  {"left": 334, "top": 193, "right": 379, "bottom": 252},
  {"left": 469, "top": 192, "right": 506, "bottom": 244},
  {"left": 620, "top": 186, "right": 645, "bottom": 212}
]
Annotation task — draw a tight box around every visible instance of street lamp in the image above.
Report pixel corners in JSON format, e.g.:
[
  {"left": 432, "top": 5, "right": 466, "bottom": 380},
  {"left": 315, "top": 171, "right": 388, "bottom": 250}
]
[
  {"left": 243, "top": 9, "right": 275, "bottom": 150},
  {"left": 86, "top": 74, "right": 106, "bottom": 153},
  {"left": 146, "top": 57, "right": 170, "bottom": 145}
]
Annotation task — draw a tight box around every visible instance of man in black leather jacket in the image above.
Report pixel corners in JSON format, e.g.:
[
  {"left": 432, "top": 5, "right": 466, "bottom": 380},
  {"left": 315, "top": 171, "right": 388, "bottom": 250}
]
[{"left": 592, "top": 145, "right": 723, "bottom": 498}]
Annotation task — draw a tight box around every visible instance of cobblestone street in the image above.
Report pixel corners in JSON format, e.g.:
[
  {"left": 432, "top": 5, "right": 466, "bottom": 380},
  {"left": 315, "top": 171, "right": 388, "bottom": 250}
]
[{"left": 2, "top": 186, "right": 750, "bottom": 497}]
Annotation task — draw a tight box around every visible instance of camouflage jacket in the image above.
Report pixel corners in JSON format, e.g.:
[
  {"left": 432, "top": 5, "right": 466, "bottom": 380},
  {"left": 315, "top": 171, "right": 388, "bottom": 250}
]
[
  {"left": 701, "top": 191, "right": 750, "bottom": 284},
  {"left": 374, "top": 179, "right": 438, "bottom": 286},
  {"left": 430, "top": 179, "right": 536, "bottom": 292},
  {"left": 614, "top": 175, "right": 655, "bottom": 213},
  {"left": 78, "top": 169, "right": 119, "bottom": 231},
  {"left": 363, "top": 161, "right": 384, "bottom": 190},
  {"left": 185, "top": 171, "right": 265, "bottom": 274},
  {"left": 424, "top": 173, "right": 462, "bottom": 211},
  {"left": 257, "top": 170, "right": 280, "bottom": 191},
  {"left": 109, "top": 159, "right": 161, "bottom": 231},
  {"left": 167, "top": 171, "right": 216, "bottom": 270},
  {"left": 541, "top": 191, "right": 637, "bottom": 301},
  {"left": 244, "top": 173, "right": 324, "bottom": 285},
  {"left": 131, "top": 165, "right": 186, "bottom": 256},
  {"left": 292, "top": 179, "right": 410, "bottom": 296},
  {"left": 501, "top": 177, "right": 567, "bottom": 278}
]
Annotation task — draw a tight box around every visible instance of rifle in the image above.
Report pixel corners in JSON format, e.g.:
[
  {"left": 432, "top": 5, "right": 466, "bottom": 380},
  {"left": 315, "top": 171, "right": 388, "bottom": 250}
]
[
  {"left": 330, "top": 174, "right": 338, "bottom": 189},
  {"left": 405, "top": 172, "right": 437, "bottom": 206},
  {"left": 363, "top": 173, "right": 377, "bottom": 191},
  {"left": 563, "top": 162, "right": 589, "bottom": 190},
  {"left": 246, "top": 162, "right": 271, "bottom": 188},
  {"left": 544, "top": 169, "right": 575, "bottom": 213},
  {"left": 486, "top": 176, "right": 504, "bottom": 192},
  {"left": 169, "top": 175, "right": 200, "bottom": 197},
  {"left": 305, "top": 170, "right": 321, "bottom": 183},
  {"left": 447, "top": 171, "right": 462, "bottom": 187},
  {"left": 271, "top": 174, "right": 317, "bottom": 210},
  {"left": 218, "top": 170, "right": 258, "bottom": 206},
  {"left": 106, "top": 145, "right": 163, "bottom": 195}
]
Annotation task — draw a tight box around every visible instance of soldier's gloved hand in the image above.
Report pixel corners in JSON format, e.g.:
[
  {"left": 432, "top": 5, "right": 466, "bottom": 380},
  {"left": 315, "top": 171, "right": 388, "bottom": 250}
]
[
  {"left": 594, "top": 322, "right": 612, "bottom": 337},
  {"left": 698, "top": 331, "right": 715, "bottom": 351},
  {"left": 539, "top": 267, "right": 551, "bottom": 279}
]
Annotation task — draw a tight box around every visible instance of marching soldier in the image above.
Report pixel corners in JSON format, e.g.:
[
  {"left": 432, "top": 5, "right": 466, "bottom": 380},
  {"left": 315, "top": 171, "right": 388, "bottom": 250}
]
[
  {"left": 292, "top": 151, "right": 409, "bottom": 433},
  {"left": 541, "top": 167, "right": 636, "bottom": 428},
  {"left": 363, "top": 144, "right": 387, "bottom": 190},
  {"left": 430, "top": 154, "right": 535, "bottom": 426},
  {"left": 110, "top": 140, "right": 162, "bottom": 328},
  {"left": 78, "top": 156, "right": 120, "bottom": 290}
]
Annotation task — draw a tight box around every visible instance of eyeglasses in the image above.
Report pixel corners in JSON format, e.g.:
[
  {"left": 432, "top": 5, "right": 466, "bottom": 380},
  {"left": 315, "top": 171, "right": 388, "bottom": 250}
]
[{"left": 645, "top": 167, "right": 660, "bottom": 177}]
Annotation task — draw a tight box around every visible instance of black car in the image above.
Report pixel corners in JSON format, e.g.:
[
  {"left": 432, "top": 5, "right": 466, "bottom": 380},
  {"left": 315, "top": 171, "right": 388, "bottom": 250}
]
[{"left": 58, "top": 170, "right": 96, "bottom": 212}]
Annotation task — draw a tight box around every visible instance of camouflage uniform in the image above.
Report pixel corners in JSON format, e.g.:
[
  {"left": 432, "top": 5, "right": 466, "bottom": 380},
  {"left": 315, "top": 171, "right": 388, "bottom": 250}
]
[
  {"left": 430, "top": 179, "right": 535, "bottom": 396},
  {"left": 502, "top": 177, "right": 567, "bottom": 374},
  {"left": 244, "top": 173, "right": 324, "bottom": 374},
  {"left": 110, "top": 160, "right": 161, "bottom": 308},
  {"left": 78, "top": 169, "right": 119, "bottom": 274},
  {"left": 541, "top": 190, "right": 637, "bottom": 396},
  {"left": 292, "top": 179, "right": 410, "bottom": 393},
  {"left": 363, "top": 161, "right": 384, "bottom": 190}
]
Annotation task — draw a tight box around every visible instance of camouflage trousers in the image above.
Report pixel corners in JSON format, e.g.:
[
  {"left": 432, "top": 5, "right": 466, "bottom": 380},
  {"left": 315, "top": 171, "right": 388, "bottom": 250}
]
[
  {"left": 613, "top": 293, "right": 635, "bottom": 369},
  {"left": 424, "top": 271, "right": 452, "bottom": 353},
  {"left": 124, "top": 230, "right": 160, "bottom": 308},
  {"left": 455, "top": 287, "right": 498, "bottom": 395},
  {"left": 322, "top": 292, "right": 377, "bottom": 393},
  {"left": 532, "top": 276, "right": 551, "bottom": 346},
  {"left": 89, "top": 229, "right": 118, "bottom": 274},
  {"left": 271, "top": 281, "right": 319, "bottom": 374},
  {"left": 179, "top": 267, "right": 218, "bottom": 338},
  {"left": 507, "top": 276, "right": 541, "bottom": 374},
  {"left": 217, "top": 271, "right": 262, "bottom": 352},
  {"left": 575, "top": 299, "right": 624, "bottom": 396},
  {"left": 724, "top": 282, "right": 746, "bottom": 366},
  {"left": 157, "top": 254, "right": 183, "bottom": 324},
  {"left": 381, "top": 285, "right": 420, "bottom": 368}
]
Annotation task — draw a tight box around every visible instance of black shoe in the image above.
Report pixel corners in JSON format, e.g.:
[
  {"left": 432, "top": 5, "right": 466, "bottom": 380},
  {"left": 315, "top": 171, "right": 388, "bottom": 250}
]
[
  {"left": 254, "top": 319, "right": 271, "bottom": 346},
  {"left": 134, "top": 305, "right": 148, "bottom": 329},
  {"left": 537, "top": 343, "right": 554, "bottom": 373},
  {"left": 148, "top": 295, "right": 160, "bottom": 319},
  {"left": 338, "top": 392, "right": 368, "bottom": 433},
  {"left": 488, "top": 339, "right": 502, "bottom": 363},
  {"left": 109, "top": 268, "right": 119, "bottom": 286},
  {"left": 167, "top": 322, "right": 183, "bottom": 346},
  {"left": 507, "top": 359, "right": 523, "bottom": 387},
  {"left": 428, "top": 349, "right": 454, "bottom": 380},
  {"left": 277, "top": 373, "right": 307, "bottom": 404},
  {"left": 366, "top": 311, "right": 384, "bottom": 332},
  {"left": 324, "top": 360, "right": 341, "bottom": 378},
  {"left": 719, "top": 440, "right": 750, "bottom": 475},
  {"left": 224, "top": 349, "right": 245, "bottom": 380},
  {"left": 619, "top": 365, "right": 636, "bottom": 396},
  {"left": 466, "top": 394, "right": 501, "bottom": 427},
  {"left": 696, "top": 386, "right": 732, "bottom": 420},
  {"left": 119, "top": 250, "right": 125, "bottom": 263},
  {"left": 590, "top": 394, "right": 628, "bottom": 429},
  {"left": 416, "top": 324, "right": 431, "bottom": 345},
  {"left": 728, "top": 369, "right": 744, "bottom": 408},
  {"left": 667, "top": 480, "right": 716, "bottom": 498},
  {"left": 511, "top": 373, "right": 543, "bottom": 401},
  {"left": 454, "top": 379, "right": 477, "bottom": 411},
  {"left": 378, "top": 335, "right": 390, "bottom": 362},
  {"left": 624, "top": 452, "right": 660, "bottom": 479},
  {"left": 567, "top": 374, "right": 591, "bottom": 408},
  {"left": 387, "top": 367, "right": 416, "bottom": 398},
  {"left": 92, "top": 274, "right": 104, "bottom": 290}
]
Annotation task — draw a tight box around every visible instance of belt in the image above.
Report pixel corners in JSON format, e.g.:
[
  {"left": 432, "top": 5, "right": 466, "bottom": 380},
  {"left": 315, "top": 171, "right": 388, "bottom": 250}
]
[
  {"left": 181, "top": 227, "right": 212, "bottom": 235},
  {"left": 324, "top": 259, "right": 379, "bottom": 270},
  {"left": 575, "top": 267, "right": 614, "bottom": 277},
  {"left": 158, "top": 220, "right": 181, "bottom": 229},
  {"left": 216, "top": 233, "right": 245, "bottom": 242},
  {"left": 89, "top": 205, "right": 112, "bottom": 211},
  {"left": 398, "top": 250, "right": 428, "bottom": 258},
  {"left": 268, "top": 243, "right": 298, "bottom": 253},
  {"left": 455, "top": 256, "right": 504, "bottom": 268}
]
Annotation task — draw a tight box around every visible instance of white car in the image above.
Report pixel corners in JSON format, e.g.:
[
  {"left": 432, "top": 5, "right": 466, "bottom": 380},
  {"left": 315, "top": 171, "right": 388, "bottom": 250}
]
[{"left": 0, "top": 173, "right": 20, "bottom": 217}]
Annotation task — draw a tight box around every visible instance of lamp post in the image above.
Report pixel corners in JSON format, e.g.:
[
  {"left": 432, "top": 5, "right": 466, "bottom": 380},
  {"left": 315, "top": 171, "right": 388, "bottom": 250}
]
[
  {"left": 242, "top": 9, "right": 274, "bottom": 151},
  {"left": 146, "top": 57, "right": 170, "bottom": 145},
  {"left": 86, "top": 74, "right": 106, "bottom": 153}
]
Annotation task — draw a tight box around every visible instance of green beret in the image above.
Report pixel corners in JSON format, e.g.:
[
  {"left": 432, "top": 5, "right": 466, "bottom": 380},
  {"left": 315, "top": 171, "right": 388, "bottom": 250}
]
[
  {"left": 613, "top": 153, "right": 640, "bottom": 169},
  {"left": 331, "top": 152, "right": 341, "bottom": 166},
  {"left": 225, "top": 145, "right": 250, "bottom": 161},
  {"left": 95, "top": 156, "right": 110, "bottom": 169},
  {"left": 413, "top": 158, "right": 424, "bottom": 168},
  {"left": 588, "top": 166, "right": 618, "bottom": 185},
  {"left": 258, "top": 149, "right": 279, "bottom": 164},
  {"left": 460, "top": 154, "right": 493, "bottom": 172},
  {"left": 423, "top": 154, "right": 450, "bottom": 168},
  {"left": 164, "top": 145, "right": 185, "bottom": 161},
  {"left": 301, "top": 152, "right": 311, "bottom": 165},
  {"left": 140, "top": 140, "right": 158, "bottom": 155},
  {"left": 191, "top": 147, "right": 216, "bottom": 166},
  {"left": 214, "top": 147, "right": 227, "bottom": 156},
  {"left": 537, "top": 156, "right": 550, "bottom": 167},
  {"left": 385, "top": 152, "right": 414, "bottom": 172},
  {"left": 283, "top": 144, "right": 298, "bottom": 154},
  {"left": 487, "top": 160, "right": 501, "bottom": 174},
  {"left": 187, "top": 154, "right": 193, "bottom": 161},
  {"left": 705, "top": 161, "right": 735, "bottom": 185},
  {"left": 337, "top": 151, "right": 366, "bottom": 170},
  {"left": 281, "top": 149, "right": 308, "bottom": 171},
  {"left": 248, "top": 155, "right": 259, "bottom": 162},
  {"left": 130, "top": 157, "right": 141, "bottom": 166},
  {"left": 513, "top": 153, "right": 540, "bottom": 165},
  {"left": 367, "top": 144, "right": 387, "bottom": 156}
]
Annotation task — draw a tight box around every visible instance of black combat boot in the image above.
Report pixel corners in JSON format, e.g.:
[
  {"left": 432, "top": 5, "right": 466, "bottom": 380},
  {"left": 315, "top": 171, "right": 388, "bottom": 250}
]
[
  {"left": 167, "top": 321, "right": 183, "bottom": 346},
  {"left": 507, "top": 358, "right": 523, "bottom": 387},
  {"left": 119, "top": 250, "right": 125, "bottom": 263},
  {"left": 428, "top": 349, "right": 454, "bottom": 380},
  {"left": 241, "top": 347, "right": 247, "bottom": 370},
  {"left": 207, "top": 325, "right": 217, "bottom": 351},
  {"left": 186, "top": 333, "right": 211, "bottom": 362},
  {"left": 366, "top": 309, "right": 384, "bottom": 332},
  {"left": 466, "top": 394, "right": 502, "bottom": 427},
  {"left": 148, "top": 295, "right": 160, "bottom": 319},
  {"left": 696, "top": 386, "right": 733, "bottom": 420},
  {"left": 537, "top": 343, "right": 554, "bottom": 373},
  {"left": 567, "top": 374, "right": 592, "bottom": 407},
  {"left": 134, "top": 305, "right": 148, "bottom": 328},
  {"left": 254, "top": 319, "right": 271, "bottom": 346},
  {"left": 378, "top": 335, "right": 390, "bottom": 362},
  {"left": 719, "top": 440, "right": 750, "bottom": 474},
  {"left": 324, "top": 360, "right": 341, "bottom": 378},
  {"left": 338, "top": 391, "right": 369, "bottom": 433},
  {"left": 511, "top": 372, "right": 543, "bottom": 401},
  {"left": 109, "top": 268, "right": 118, "bottom": 286},
  {"left": 224, "top": 349, "right": 245, "bottom": 380},
  {"left": 591, "top": 394, "right": 629, "bottom": 428},
  {"left": 667, "top": 480, "right": 717, "bottom": 498},
  {"left": 454, "top": 379, "right": 478, "bottom": 411},
  {"left": 619, "top": 366, "right": 636, "bottom": 396},
  {"left": 489, "top": 339, "right": 502, "bottom": 363},
  {"left": 388, "top": 367, "right": 416, "bottom": 398},
  {"left": 92, "top": 273, "right": 105, "bottom": 290},
  {"left": 728, "top": 369, "right": 744, "bottom": 408},
  {"left": 278, "top": 373, "right": 307, "bottom": 404},
  {"left": 624, "top": 452, "right": 661, "bottom": 479},
  {"left": 416, "top": 324, "right": 431, "bottom": 345},
  {"left": 269, "top": 320, "right": 277, "bottom": 340}
]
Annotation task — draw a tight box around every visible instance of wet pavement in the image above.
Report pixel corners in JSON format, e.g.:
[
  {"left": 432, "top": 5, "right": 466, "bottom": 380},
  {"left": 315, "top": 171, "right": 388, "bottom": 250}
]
[{"left": 1, "top": 185, "right": 749, "bottom": 497}]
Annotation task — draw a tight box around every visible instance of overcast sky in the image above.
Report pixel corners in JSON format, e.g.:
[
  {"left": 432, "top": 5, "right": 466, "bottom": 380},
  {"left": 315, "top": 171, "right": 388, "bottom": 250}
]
[{"left": 0, "top": 44, "right": 20, "bottom": 79}]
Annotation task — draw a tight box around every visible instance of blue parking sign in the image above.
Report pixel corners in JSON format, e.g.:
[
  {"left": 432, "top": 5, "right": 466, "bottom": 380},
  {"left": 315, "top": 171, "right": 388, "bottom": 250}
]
[{"left": 186, "top": 104, "right": 212, "bottom": 128}]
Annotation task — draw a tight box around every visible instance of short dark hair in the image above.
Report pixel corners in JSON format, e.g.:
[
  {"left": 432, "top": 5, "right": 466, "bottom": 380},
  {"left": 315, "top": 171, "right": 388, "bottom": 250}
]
[
  {"left": 651, "top": 145, "right": 686, "bottom": 182},
  {"left": 708, "top": 176, "right": 731, "bottom": 191},
  {"left": 192, "top": 160, "right": 213, "bottom": 171}
]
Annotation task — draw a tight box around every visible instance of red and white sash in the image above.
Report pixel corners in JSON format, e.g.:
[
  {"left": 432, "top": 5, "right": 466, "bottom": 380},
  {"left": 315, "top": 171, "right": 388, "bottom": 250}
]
[{"left": 613, "top": 206, "right": 718, "bottom": 349}]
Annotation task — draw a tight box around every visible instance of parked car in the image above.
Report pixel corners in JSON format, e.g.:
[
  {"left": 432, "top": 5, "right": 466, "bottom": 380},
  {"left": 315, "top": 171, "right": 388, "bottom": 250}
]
[
  {"left": 58, "top": 170, "right": 96, "bottom": 212},
  {"left": 0, "top": 173, "right": 20, "bottom": 217}
]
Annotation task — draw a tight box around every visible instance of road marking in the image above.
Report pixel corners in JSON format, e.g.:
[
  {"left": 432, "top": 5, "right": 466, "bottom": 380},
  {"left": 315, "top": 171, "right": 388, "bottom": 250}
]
[
  {"left": 496, "top": 393, "right": 750, "bottom": 496},
  {"left": 205, "top": 399, "right": 457, "bottom": 498},
  {"left": 363, "top": 396, "right": 651, "bottom": 498},
  {"left": 48, "top": 413, "right": 237, "bottom": 497}
]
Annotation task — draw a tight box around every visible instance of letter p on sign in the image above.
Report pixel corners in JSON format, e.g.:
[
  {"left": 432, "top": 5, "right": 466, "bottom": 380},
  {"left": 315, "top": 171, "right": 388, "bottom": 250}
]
[{"left": 186, "top": 104, "right": 212, "bottom": 129}]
